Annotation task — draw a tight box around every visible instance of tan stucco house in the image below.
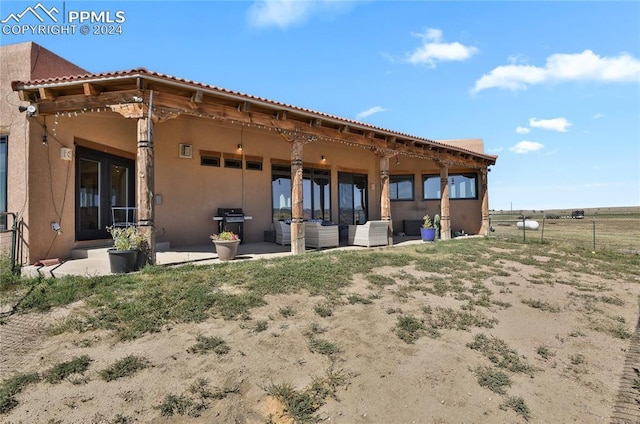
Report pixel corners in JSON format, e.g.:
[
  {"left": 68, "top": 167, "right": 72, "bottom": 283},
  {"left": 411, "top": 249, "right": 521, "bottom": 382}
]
[{"left": 1, "top": 42, "right": 497, "bottom": 266}]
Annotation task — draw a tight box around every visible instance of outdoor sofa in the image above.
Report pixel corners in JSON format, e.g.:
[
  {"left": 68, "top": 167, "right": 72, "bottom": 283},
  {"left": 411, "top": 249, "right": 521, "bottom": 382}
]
[
  {"left": 305, "top": 222, "right": 339, "bottom": 249},
  {"left": 348, "top": 220, "right": 389, "bottom": 247},
  {"left": 273, "top": 220, "right": 291, "bottom": 245}
]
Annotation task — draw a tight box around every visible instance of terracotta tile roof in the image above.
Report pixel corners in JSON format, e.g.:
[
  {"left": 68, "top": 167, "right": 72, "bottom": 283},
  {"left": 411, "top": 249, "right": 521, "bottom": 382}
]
[{"left": 13, "top": 68, "right": 497, "bottom": 162}]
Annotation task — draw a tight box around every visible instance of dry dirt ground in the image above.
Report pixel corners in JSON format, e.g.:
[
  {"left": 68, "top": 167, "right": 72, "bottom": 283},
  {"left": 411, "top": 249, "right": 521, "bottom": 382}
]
[{"left": 1, "top": 247, "right": 639, "bottom": 423}]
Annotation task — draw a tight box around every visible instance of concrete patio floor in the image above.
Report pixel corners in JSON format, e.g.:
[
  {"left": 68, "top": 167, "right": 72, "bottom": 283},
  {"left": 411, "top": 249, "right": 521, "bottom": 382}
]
[{"left": 22, "top": 237, "right": 427, "bottom": 278}]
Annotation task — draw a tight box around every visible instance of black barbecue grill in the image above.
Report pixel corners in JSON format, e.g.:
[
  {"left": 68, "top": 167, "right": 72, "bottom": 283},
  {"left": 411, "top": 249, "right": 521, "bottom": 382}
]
[{"left": 213, "top": 208, "right": 252, "bottom": 242}]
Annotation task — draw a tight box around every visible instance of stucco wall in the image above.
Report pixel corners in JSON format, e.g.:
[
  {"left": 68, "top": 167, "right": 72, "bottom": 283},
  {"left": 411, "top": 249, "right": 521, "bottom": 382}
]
[
  {"left": 153, "top": 117, "right": 382, "bottom": 246},
  {"left": 0, "top": 42, "right": 87, "bottom": 262}
]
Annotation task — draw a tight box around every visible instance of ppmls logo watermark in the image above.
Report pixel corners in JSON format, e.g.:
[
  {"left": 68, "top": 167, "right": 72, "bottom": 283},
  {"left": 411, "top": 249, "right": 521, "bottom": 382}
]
[{"left": 2, "top": 2, "right": 126, "bottom": 36}]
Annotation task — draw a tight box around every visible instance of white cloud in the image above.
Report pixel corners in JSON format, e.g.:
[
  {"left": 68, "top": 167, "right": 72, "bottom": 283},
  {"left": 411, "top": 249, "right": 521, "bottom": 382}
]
[
  {"left": 509, "top": 141, "right": 544, "bottom": 154},
  {"left": 515, "top": 126, "right": 530, "bottom": 134},
  {"left": 247, "top": 0, "right": 352, "bottom": 29},
  {"left": 472, "top": 49, "right": 640, "bottom": 93},
  {"left": 406, "top": 28, "right": 478, "bottom": 67},
  {"left": 593, "top": 112, "right": 605, "bottom": 119},
  {"left": 356, "top": 106, "right": 388, "bottom": 120},
  {"left": 529, "top": 117, "right": 571, "bottom": 132}
]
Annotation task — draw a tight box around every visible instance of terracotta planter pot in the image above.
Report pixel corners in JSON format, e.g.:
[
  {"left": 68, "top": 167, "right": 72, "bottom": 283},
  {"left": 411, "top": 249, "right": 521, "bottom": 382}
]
[{"left": 213, "top": 240, "right": 240, "bottom": 261}]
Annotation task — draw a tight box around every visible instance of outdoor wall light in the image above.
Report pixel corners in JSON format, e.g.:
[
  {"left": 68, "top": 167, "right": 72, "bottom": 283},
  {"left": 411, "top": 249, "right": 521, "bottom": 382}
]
[
  {"left": 237, "top": 144, "right": 243, "bottom": 151},
  {"left": 18, "top": 104, "right": 37, "bottom": 117},
  {"left": 321, "top": 155, "right": 326, "bottom": 161}
]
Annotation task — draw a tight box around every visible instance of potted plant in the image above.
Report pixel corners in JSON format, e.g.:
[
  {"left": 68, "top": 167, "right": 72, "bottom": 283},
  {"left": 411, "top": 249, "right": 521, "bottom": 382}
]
[
  {"left": 210, "top": 231, "right": 240, "bottom": 261},
  {"left": 107, "top": 226, "right": 144, "bottom": 273},
  {"left": 420, "top": 215, "right": 436, "bottom": 242}
]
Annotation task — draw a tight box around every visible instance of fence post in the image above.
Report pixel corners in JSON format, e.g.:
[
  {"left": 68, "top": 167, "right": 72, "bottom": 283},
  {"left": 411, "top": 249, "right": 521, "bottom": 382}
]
[
  {"left": 522, "top": 214, "right": 526, "bottom": 242},
  {"left": 592, "top": 214, "right": 596, "bottom": 252}
]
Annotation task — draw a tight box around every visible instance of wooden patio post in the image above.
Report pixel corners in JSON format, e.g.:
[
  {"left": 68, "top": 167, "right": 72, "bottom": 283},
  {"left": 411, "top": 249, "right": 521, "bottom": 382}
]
[
  {"left": 137, "top": 115, "right": 156, "bottom": 264},
  {"left": 380, "top": 155, "right": 392, "bottom": 246},
  {"left": 479, "top": 168, "right": 490, "bottom": 235},
  {"left": 439, "top": 164, "right": 451, "bottom": 240},
  {"left": 291, "top": 140, "right": 305, "bottom": 255}
]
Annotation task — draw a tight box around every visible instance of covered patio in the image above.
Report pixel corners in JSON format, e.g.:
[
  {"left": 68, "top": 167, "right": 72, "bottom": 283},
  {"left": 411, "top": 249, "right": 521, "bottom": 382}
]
[
  {"left": 10, "top": 60, "right": 497, "bottom": 267},
  {"left": 21, "top": 235, "right": 431, "bottom": 278}
]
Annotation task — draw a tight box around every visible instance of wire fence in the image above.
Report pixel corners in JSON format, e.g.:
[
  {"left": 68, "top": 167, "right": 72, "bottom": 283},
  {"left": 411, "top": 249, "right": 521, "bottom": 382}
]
[
  {"left": 489, "top": 208, "right": 640, "bottom": 254},
  {"left": 0, "top": 212, "right": 20, "bottom": 273}
]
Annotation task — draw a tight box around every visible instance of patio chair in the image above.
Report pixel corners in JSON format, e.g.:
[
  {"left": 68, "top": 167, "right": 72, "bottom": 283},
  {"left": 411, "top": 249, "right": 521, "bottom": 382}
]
[
  {"left": 348, "top": 220, "right": 389, "bottom": 247},
  {"left": 274, "top": 220, "right": 291, "bottom": 245},
  {"left": 305, "top": 222, "right": 339, "bottom": 249}
]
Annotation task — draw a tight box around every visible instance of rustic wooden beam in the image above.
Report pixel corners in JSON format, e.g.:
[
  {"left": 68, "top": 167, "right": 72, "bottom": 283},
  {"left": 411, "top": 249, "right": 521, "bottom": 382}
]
[
  {"left": 479, "top": 168, "right": 490, "bottom": 235},
  {"left": 38, "top": 87, "right": 56, "bottom": 101},
  {"left": 290, "top": 140, "right": 305, "bottom": 255},
  {"left": 83, "top": 83, "right": 101, "bottom": 97},
  {"left": 276, "top": 110, "right": 287, "bottom": 120},
  {"left": 380, "top": 155, "right": 392, "bottom": 246},
  {"left": 33, "top": 89, "right": 142, "bottom": 114},
  {"left": 136, "top": 115, "right": 156, "bottom": 265},
  {"left": 439, "top": 165, "right": 451, "bottom": 240}
]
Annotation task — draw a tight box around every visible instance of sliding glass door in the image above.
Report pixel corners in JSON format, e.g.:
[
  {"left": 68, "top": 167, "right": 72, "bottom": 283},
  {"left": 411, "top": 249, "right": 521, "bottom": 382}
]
[{"left": 338, "top": 172, "right": 368, "bottom": 225}]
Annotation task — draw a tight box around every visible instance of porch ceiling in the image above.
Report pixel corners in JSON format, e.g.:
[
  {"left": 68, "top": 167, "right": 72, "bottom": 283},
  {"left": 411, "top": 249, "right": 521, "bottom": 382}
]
[{"left": 12, "top": 68, "right": 497, "bottom": 169}]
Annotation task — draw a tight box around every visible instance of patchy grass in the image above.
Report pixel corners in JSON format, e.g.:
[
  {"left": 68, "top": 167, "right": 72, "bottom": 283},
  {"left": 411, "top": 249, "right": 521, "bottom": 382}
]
[
  {"left": 314, "top": 303, "right": 334, "bottom": 318},
  {"left": 307, "top": 337, "right": 340, "bottom": 357},
  {"left": 366, "top": 273, "right": 397, "bottom": 287},
  {"left": 254, "top": 320, "right": 268, "bottom": 332},
  {"left": 475, "top": 366, "right": 512, "bottom": 395},
  {"left": 395, "top": 315, "right": 427, "bottom": 343},
  {"left": 536, "top": 345, "right": 553, "bottom": 360},
  {"left": 589, "top": 318, "right": 633, "bottom": 339},
  {"left": 279, "top": 306, "right": 296, "bottom": 317},
  {"left": 99, "top": 355, "right": 150, "bottom": 382},
  {"left": 158, "top": 393, "right": 195, "bottom": 417},
  {"left": 158, "top": 378, "right": 239, "bottom": 418},
  {"left": 265, "top": 369, "right": 347, "bottom": 423},
  {"left": 428, "top": 307, "right": 498, "bottom": 331},
  {"left": 347, "top": 294, "right": 373, "bottom": 305},
  {"left": 521, "top": 298, "right": 561, "bottom": 313},
  {"left": 187, "top": 335, "right": 230, "bottom": 355},
  {"left": 0, "top": 372, "right": 41, "bottom": 414},
  {"left": 467, "top": 334, "right": 533, "bottom": 374},
  {"left": 43, "top": 355, "right": 92, "bottom": 384},
  {"left": 2, "top": 236, "right": 638, "bottom": 422},
  {"left": 500, "top": 395, "right": 531, "bottom": 421}
]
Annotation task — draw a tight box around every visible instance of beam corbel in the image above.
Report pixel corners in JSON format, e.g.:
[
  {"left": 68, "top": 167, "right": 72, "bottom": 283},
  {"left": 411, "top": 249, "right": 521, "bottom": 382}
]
[
  {"left": 110, "top": 103, "right": 145, "bottom": 119},
  {"left": 83, "top": 83, "right": 101, "bottom": 97}
]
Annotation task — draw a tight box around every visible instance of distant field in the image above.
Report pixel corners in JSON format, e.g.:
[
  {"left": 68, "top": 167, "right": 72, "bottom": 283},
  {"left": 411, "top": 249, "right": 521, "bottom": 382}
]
[{"left": 490, "top": 206, "right": 640, "bottom": 253}]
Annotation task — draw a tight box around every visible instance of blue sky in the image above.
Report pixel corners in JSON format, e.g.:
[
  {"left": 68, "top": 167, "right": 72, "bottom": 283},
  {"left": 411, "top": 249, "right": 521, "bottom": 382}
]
[{"left": 2, "top": 0, "right": 639, "bottom": 211}]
